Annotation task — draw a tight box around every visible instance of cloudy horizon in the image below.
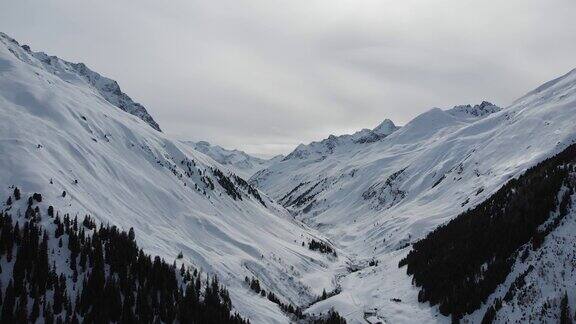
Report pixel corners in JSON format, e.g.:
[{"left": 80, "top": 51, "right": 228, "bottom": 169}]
[{"left": 2, "top": 0, "right": 575, "bottom": 158}]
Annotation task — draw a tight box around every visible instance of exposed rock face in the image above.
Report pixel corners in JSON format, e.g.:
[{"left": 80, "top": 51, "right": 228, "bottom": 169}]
[{"left": 447, "top": 101, "right": 501, "bottom": 118}]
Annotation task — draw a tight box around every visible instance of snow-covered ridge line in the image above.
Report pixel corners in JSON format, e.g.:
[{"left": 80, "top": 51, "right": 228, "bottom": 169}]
[
  {"left": 250, "top": 101, "right": 501, "bottom": 210},
  {"left": 0, "top": 32, "right": 161, "bottom": 132},
  {"left": 184, "top": 140, "right": 284, "bottom": 178},
  {"left": 280, "top": 119, "right": 399, "bottom": 162},
  {"left": 446, "top": 100, "right": 501, "bottom": 118},
  {"left": 519, "top": 68, "right": 576, "bottom": 102},
  {"left": 273, "top": 100, "right": 499, "bottom": 165}
]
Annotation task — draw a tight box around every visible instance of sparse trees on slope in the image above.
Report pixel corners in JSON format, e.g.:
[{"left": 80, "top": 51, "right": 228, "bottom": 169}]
[{"left": 0, "top": 193, "right": 249, "bottom": 324}]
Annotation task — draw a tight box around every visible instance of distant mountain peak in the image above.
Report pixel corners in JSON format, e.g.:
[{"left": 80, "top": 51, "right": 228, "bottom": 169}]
[
  {"left": 372, "top": 119, "right": 398, "bottom": 135},
  {"left": 283, "top": 118, "right": 399, "bottom": 161},
  {"left": 184, "top": 140, "right": 281, "bottom": 178},
  {"left": 447, "top": 101, "right": 501, "bottom": 118},
  {"left": 349, "top": 118, "right": 398, "bottom": 144}
]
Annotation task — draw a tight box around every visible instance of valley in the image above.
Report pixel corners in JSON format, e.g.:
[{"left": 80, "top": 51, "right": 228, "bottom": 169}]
[{"left": 1, "top": 30, "right": 576, "bottom": 323}]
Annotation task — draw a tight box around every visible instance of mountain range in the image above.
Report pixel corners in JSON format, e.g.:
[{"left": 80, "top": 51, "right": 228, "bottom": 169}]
[
  {"left": 1, "top": 31, "right": 576, "bottom": 323},
  {"left": 183, "top": 141, "right": 283, "bottom": 179}
]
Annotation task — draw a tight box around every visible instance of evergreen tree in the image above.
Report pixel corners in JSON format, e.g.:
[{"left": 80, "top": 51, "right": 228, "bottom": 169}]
[
  {"left": 1, "top": 280, "right": 15, "bottom": 323},
  {"left": 30, "top": 295, "right": 40, "bottom": 323},
  {"left": 44, "top": 302, "right": 54, "bottom": 324},
  {"left": 15, "top": 287, "right": 29, "bottom": 323},
  {"left": 561, "top": 292, "right": 572, "bottom": 324}
]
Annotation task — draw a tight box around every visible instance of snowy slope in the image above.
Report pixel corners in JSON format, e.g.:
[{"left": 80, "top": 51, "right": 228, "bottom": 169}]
[
  {"left": 0, "top": 32, "right": 344, "bottom": 323},
  {"left": 0, "top": 189, "right": 250, "bottom": 323},
  {"left": 254, "top": 70, "right": 576, "bottom": 322},
  {"left": 463, "top": 186, "right": 576, "bottom": 324},
  {"left": 4, "top": 28, "right": 576, "bottom": 323},
  {"left": 184, "top": 141, "right": 283, "bottom": 178},
  {"left": 9, "top": 36, "right": 161, "bottom": 132}
]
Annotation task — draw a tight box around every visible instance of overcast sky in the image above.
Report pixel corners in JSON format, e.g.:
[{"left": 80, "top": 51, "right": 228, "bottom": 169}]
[{"left": 2, "top": 0, "right": 575, "bottom": 157}]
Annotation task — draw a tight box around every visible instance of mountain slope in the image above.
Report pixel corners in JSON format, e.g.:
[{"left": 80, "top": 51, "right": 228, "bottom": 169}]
[
  {"left": 5, "top": 34, "right": 161, "bottom": 132},
  {"left": 255, "top": 71, "right": 576, "bottom": 322},
  {"left": 400, "top": 142, "right": 576, "bottom": 321},
  {"left": 0, "top": 32, "right": 343, "bottom": 323},
  {"left": 185, "top": 141, "right": 283, "bottom": 178},
  {"left": 0, "top": 190, "right": 249, "bottom": 323}
]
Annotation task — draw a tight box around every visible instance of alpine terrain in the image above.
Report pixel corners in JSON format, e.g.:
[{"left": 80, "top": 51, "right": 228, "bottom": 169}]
[
  {"left": 1, "top": 30, "right": 576, "bottom": 324},
  {"left": 0, "top": 33, "right": 346, "bottom": 324},
  {"left": 184, "top": 141, "right": 283, "bottom": 179}
]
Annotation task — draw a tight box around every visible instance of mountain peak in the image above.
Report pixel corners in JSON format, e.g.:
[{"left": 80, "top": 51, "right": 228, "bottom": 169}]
[
  {"left": 0, "top": 32, "right": 161, "bottom": 132},
  {"left": 447, "top": 101, "right": 501, "bottom": 118},
  {"left": 373, "top": 119, "right": 398, "bottom": 135},
  {"left": 185, "top": 141, "right": 278, "bottom": 178},
  {"left": 283, "top": 119, "right": 399, "bottom": 161}
]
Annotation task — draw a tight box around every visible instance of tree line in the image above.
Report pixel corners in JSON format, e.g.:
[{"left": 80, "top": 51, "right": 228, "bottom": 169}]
[
  {"left": 0, "top": 187, "right": 248, "bottom": 324},
  {"left": 399, "top": 143, "right": 576, "bottom": 321}
]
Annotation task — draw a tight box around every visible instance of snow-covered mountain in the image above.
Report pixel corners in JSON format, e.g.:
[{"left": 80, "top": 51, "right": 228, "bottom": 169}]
[
  {"left": 253, "top": 69, "right": 576, "bottom": 322},
  {"left": 277, "top": 119, "right": 399, "bottom": 163},
  {"left": 3, "top": 29, "right": 576, "bottom": 324},
  {"left": 0, "top": 188, "right": 250, "bottom": 323},
  {"left": 250, "top": 102, "right": 502, "bottom": 219},
  {"left": 399, "top": 142, "right": 576, "bottom": 323},
  {"left": 10, "top": 37, "right": 161, "bottom": 132},
  {"left": 0, "top": 32, "right": 344, "bottom": 323},
  {"left": 184, "top": 141, "right": 283, "bottom": 178},
  {"left": 446, "top": 100, "right": 501, "bottom": 119}
]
